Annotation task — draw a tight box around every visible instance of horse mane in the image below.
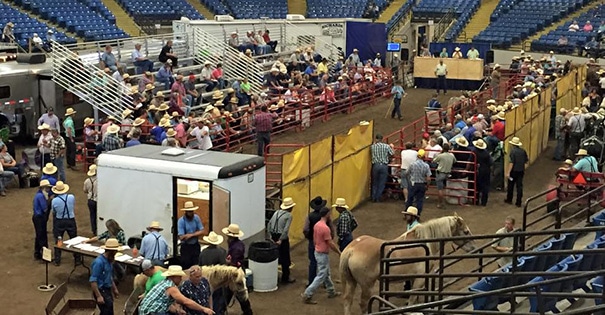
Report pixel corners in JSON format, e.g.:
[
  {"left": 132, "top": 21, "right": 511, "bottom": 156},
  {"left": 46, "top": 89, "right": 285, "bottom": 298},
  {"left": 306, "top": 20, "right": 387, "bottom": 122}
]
[
  {"left": 406, "top": 216, "right": 457, "bottom": 254},
  {"left": 202, "top": 265, "right": 245, "bottom": 288}
]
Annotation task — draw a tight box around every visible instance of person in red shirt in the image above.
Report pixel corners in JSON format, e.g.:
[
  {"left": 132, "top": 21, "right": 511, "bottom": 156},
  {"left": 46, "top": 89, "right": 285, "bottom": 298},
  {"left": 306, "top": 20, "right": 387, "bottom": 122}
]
[
  {"left": 211, "top": 63, "right": 225, "bottom": 89},
  {"left": 486, "top": 111, "right": 506, "bottom": 149},
  {"left": 253, "top": 105, "right": 277, "bottom": 156},
  {"left": 301, "top": 207, "right": 341, "bottom": 304},
  {"left": 262, "top": 30, "right": 277, "bottom": 53}
]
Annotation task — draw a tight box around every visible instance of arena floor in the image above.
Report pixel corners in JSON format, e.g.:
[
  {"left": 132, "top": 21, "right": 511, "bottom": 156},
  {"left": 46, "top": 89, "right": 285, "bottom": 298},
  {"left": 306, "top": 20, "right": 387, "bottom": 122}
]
[{"left": 1, "top": 88, "right": 568, "bottom": 315}]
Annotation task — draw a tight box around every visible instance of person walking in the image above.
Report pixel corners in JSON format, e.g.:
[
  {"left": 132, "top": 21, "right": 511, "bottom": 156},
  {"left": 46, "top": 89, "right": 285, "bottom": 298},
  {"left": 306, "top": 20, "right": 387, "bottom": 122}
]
[
  {"left": 178, "top": 201, "right": 205, "bottom": 270},
  {"left": 370, "top": 134, "right": 394, "bottom": 202},
  {"left": 553, "top": 108, "right": 568, "bottom": 161},
  {"left": 435, "top": 59, "right": 448, "bottom": 95},
  {"left": 90, "top": 238, "right": 121, "bottom": 315},
  {"left": 51, "top": 181, "right": 78, "bottom": 266},
  {"left": 504, "top": 137, "right": 529, "bottom": 207},
  {"left": 253, "top": 105, "right": 278, "bottom": 156},
  {"left": 268, "top": 197, "right": 296, "bottom": 284},
  {"left": 405, "top": 149, "right": 432, "bottom": 215},
  {"left": 390, "top": 81, "right": 407, "bottom": 120},
  {"left": 333, "top": 198, "right": 357, "bottom": 251},
  {"left": 301, "top": 207, "right": 341, "bottom": 304},
  {"left": 33, "top": 179, "right": 51, "bottom": 260},
  {"left": 49, "top": 127, "right": 66, "bottom": 182},
  {"left": 473, "top": 139, "right": 493, "bottom": 206},
  {"left": 83, "top": 164, "right": 98, "bottom": 235},
  {"left": 303, "top": 196, "right": 328, "bottom": 287},
  {"left": 491, "top": 64, "right": 501, "bottom": 99},
  {"left": 63, "top": 108, "right": 77, "bottom": 171},
  {"left": 432, "top": 143, "right": 456, "bottom": 208}
]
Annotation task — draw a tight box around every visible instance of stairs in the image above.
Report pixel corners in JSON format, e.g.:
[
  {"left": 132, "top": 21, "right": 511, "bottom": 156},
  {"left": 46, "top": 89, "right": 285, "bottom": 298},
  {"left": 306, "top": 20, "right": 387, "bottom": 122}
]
[
  {"left": 456, "top": 0, "right": 499, "bottom": 42},
  {"left": 377, "top": 0, "right": 407, "bottom": 23},
  {"left": 510, "top": 0, "right": 603, "bottom": 51},
  {"left": 1, "top": 0, "right": 78, "bottom": 41},
  {"left": 288, "top": 0, "right": 306, "bottom": 15},
  {"left": 186, "top": 0, "right": 215, "bottom": 19},
  {"left": 99, "top": 0, "right": 143, "bottom": 37}
]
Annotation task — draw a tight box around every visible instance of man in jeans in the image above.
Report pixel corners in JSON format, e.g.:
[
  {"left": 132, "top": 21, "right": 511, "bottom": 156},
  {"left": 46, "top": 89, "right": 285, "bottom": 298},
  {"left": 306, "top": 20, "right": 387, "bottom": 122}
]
[
  {"left": 370, "top": 134, "right": 394, "bottom": 202},
  {"left": 301, "top": 207, "right": 341, "bottom": 304},
  {"left": 253, "top": 105, "right": 277, "bottom": 156},
  {"left": 405, "top": 149, "right": 432, "bottom": 216},
  {"left": 504, "top": 137, "right": 529, "bottom": 207}
]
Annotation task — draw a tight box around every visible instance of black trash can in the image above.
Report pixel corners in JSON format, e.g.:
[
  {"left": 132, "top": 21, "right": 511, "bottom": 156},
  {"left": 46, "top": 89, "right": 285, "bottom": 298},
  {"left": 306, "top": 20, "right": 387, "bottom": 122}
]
[{"left": 248, "top": 241, "right": 279, "bottom": 292}]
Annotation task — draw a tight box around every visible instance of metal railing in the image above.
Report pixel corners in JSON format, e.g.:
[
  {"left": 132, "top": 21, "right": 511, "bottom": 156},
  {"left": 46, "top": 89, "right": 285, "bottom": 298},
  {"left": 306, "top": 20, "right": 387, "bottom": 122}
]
[
  {"left": 434, "top": 9, "right": 456, "bottom": 42},
  {"left": 284, "top": 21, "right": 340, "bottom": 63}
]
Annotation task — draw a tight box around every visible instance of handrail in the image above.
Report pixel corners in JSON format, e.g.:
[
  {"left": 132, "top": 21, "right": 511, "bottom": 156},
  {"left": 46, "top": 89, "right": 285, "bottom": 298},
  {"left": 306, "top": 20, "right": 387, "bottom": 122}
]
[{"left": 521, "top": 185, "right": 559, "bottom": 250}]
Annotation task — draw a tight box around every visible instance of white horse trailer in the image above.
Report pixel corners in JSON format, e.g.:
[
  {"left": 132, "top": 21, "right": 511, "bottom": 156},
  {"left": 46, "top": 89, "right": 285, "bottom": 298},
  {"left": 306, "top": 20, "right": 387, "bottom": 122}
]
[{"left": 97, "top": 145, "right": 266, "bottom": 259}]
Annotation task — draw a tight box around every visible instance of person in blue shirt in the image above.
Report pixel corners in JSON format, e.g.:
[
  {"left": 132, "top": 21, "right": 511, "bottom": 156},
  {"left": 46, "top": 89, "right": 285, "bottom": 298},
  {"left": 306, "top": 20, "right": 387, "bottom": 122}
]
[
  {"left": 427, "top": 93, "right": 442, "bottom": 110},
  {"left": 33, "top": 179, "right": 51, "bottom": 260},
  {"left": 150, "top": 119, "right": 170, "bottom": 144},
  {"left": 572, "top": 149, "right": 599, "bottom": 173},
  {"left": 156, "top": 61, "right": 174, "bottom": 90},
  {"left": 125, "top": 129, "right": 141, "bottom": 147},
  {"left": 51, "top": 181, "right": 78, "bottom": 266},
  {"left": 90, "top": 238, "right": 121, "bottom": 315},
  {"left": 41, "top": 163, "right": 58, "bottom": 186},
  {"left": 390, "top": 81, "right": 407, "bottom": 120},
  {"left": 178, "top": 201, "right": 205, "bottom": 270},
  {"left": 140, "top": 221, "right": 170, "bottom": 266}
]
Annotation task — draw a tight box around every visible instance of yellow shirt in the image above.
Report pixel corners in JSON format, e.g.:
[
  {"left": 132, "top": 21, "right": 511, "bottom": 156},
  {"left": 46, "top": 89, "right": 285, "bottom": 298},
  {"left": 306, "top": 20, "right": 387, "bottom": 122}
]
[{"left": 317, "top": 62, "right": 329, "bottom": 75}]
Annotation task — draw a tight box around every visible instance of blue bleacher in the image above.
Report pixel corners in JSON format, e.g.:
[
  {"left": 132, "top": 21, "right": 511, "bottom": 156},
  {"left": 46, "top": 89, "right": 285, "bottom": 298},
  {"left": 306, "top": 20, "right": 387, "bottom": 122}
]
[
  {"left": 386, "top": 0, "right": 413, "bottom": 33},
  {"left": 409, "top": 0, "right": 480, "bottom": 42},
  {"left": 473, "top": 0, "right": 590, "bottom": 48},
  {"left": 223, "top": 0, "right": 287, "bottom": 19},
  {"left": 306, "top": 0, "right": 370, "bottom": 18},
  {"left": 118, "top": 0, "right": 204, "bottom": 22},
  {"left": 0, "top": 2, "right": 76, "bottom": 47}
]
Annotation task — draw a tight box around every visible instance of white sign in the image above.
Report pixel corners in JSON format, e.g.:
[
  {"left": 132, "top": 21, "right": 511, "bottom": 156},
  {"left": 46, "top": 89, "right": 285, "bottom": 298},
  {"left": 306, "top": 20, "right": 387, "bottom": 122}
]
[
  {"left": 42, "top": 247, "right": 52, "bottom": 262},
  {"left": 321, "top": 23, "right": 344, "bottom": 37}
]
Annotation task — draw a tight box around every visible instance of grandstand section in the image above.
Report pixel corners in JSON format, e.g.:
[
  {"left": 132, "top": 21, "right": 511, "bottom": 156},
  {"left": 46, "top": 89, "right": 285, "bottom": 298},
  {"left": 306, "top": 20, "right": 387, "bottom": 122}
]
[
  {"left": 100, "top": 0, "right": 145, "bottom": 36},
  {"left": 455, "top": 0, "right": 499, "bottom": 42},
  {"left": 306, "top": 0, "right": 376, "bottom": 18},
  {"left": 116, "top": 0, "right": 204, "bottom": 29},
  {"left": 224, "top": 0, "right": 287, "bottom": 19},
  {"left": 412, "top": 0, "right": 479, "bottom": 41},
  {"left": 377, "top": 0, "right": 407, "bottom": 24}
]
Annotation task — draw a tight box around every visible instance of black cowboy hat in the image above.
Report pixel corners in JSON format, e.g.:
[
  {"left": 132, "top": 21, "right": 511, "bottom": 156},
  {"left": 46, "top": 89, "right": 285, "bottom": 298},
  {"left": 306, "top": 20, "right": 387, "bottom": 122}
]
[{"left": 309, "top": 196, "right": 327, "bottom": 211}]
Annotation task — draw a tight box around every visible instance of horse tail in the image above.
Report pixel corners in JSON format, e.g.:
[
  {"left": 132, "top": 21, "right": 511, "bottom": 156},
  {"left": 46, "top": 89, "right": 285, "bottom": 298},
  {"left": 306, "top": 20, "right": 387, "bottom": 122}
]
[{"left": 339, "top": 247, "right": 355, "bottom": 289}]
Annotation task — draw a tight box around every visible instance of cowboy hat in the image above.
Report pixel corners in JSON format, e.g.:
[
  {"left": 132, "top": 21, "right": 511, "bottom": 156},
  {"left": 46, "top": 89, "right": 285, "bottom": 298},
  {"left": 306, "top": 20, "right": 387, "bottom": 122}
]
[
  {"left": 162, "top": 113, "right": 171, "bottom": 120},
  {"left": 309, "top": 196, "right": 327, "bottom": 210},
  {"left": 571, "top": 107, "right": 581, "bottom": 115},
  {"left": 166, "top": 128, "right": 177, "bottom": 138},
  {"left": 473, "top": 139, "right": 487, "bottom": 150},
  {"left": 51, "top": 181, "right": 70, "bottom": 194},
  {"left": 106, "top": 115, "right": 117, "bottom": 121},
  {"left": 171, "top": 111, "right": 181, "bottom": 117},
  {"left": 486, "top": 99, "right": 496, "bottom": 104},
  {"left": 204, "top": 105, "right": 215, "bottom": 113},
  {"left": 84, "top": 117, "right": 94, "bottom": 126},
  {"left": 181, "top": 200, "right": 199, "bottom": 211},
  {"left": 359, "top": 120, "right": 370, "bottom": 126},
  {"left": 204, "top": 61, "right": 212, "bottom": 66},
  {"left": 230, "top": 97, "right": 239, "bottom": 104},
  {"left": 203, "top": 231, "right": 224, "bottom": 245},
  {"left": 147, "top": 221, "right": 163, "bottom": 231},
  {"left": 122, "top": 73, "right": 130, "bottom": 80},
  {"left": 39, "top": 179, "right": 51, "bottom": 187},
  {"left": 128, "top": 86, "right": 139, "bottom": 95},
  {"left": 454, "top": 47, "right": 461, "bottom": 51},
  {"left": 222, "top": 223, "right": 244, "bottom": 237},
  {"left": 402, "top": 206, "right": 419, "bottom": 217},
  {"left": 496, "top": 111, "right": 506, "bottom": 120},
  {"left": 107, "top": 124, "right": 120, "bottom": 134},
  {"left": 332, "top": 197, "right": 349, "bottom": 209},
  {"left": 268, "top": 104, "right": 279, "bottom": 111},
  {"left": 158, "top": 103, "right": 169, "bottom": 111},
  {"left": 42, "top": 163, "right": 58, "bottom": 175},
  {"left": 162, "top": 265, "right": 187, "bottom": 277},
  {"left": 101, "top": 238, "right": 122, "bottom": 251},
  {"left": 564, "top": 159, "right": 573, "bottom": 165},
  {"left": 148, "top": 105, "right": 158, "bottom": 112},
  {"left": 38, "top": 123, "right": 51, "bottom": 131},
  {"left": 145, "top": 83, "right": 155, "bottom": 91},
  {"left": 155, "top": 91, "right": 164, "bottom": 98},
  {"left": 455, "top": 137, "right": 469, "bottom": 148},
  {"left": 159, "top": 118, "right": 172, "bottom": 128},
  {"left": 494, "top": 64, "right": 501, "bottom": 69},
  {"left": 280, "top": 197, "right": 296, "bottom": 210},
  {"left": 64, "top": 108, "right": 76, "bottom": 116},
  {"left": 87, "top": 164, "right": 97, "bottom": 177},
  {"left": 122, "top": 109, "right": 132, "bottom": 119},
  {"left": 487, "top": 105, "right": 496, "bottom": 112},
  {"left": 133, "top": 117, "right": 145, "bottom": 126},
  {"left": 509, "top": 137, "right": 522, "bottom": 146},
  {"left": 576, "top": 148, "right": 589, "bottom": 156},
  {"left": 214, "top": 101, "right": 224, "bottom": 107},
  {"left": 212, "top": 91, "right": 224, "bottom": 100}
]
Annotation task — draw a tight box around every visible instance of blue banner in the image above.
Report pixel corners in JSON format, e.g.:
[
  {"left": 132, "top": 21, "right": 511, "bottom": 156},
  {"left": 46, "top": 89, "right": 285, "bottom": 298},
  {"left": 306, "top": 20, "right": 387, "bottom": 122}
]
[{"left": 345, "top": 21, "right": 387, "bottom": 65}]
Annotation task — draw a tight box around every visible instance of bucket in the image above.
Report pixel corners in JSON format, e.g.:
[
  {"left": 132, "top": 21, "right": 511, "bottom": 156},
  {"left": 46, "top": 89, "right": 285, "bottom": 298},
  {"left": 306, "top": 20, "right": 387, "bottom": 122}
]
[{"left": 245, "top": 268, "right": 253, "bottom": 290}]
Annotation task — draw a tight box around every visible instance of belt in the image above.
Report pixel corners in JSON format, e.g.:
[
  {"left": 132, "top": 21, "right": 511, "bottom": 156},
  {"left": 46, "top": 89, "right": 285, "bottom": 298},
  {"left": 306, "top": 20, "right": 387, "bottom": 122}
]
[
  {"left": 55, "top": 217, "right": 74, "bottom": 220},
  {"left": 437, "top": 171, "right": 450, "bottom": 174}
]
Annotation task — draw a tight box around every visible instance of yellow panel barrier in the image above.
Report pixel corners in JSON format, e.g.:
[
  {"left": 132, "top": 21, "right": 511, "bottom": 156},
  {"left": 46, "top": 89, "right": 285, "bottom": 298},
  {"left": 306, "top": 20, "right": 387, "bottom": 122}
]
[
  {"left": 282, "top": 146, "right": 310, "bottom": 185},
  {"left": 542, "top": 105, "right": 551, "bottom": 151},
  {"left": 543, "top": 86, "right": 552, "bottom": 112},
  {"left": 332, "top": 148, "right": 372, "bottom": 210},
  {"left": 310, "top": 136, "right": 333, "bottom": 174},
  {"left": 334, "top": 120, "right": 374, "bottom": 161},
  {"left": 310, "top": 167, "right": 333, "bottom": 215},
  {"left": 530, "top": 118, "right": 541, "bottom": 165},
  {"left": 283, "top": 180, "right": 311, "bottom": 246},
  {"left": 505, "top": 110, "right": 516, "bottom": 137},
  {"left": 516, "top": 124, "right": 532, "bottom": 164},
  {"left": 515, "top": 105, "right": 525, "bottom": 132}
]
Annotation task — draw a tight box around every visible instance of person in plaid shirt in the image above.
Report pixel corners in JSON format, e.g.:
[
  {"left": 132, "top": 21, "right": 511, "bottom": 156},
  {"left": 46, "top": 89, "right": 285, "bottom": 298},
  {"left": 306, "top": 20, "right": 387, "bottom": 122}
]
[
  {"left": 49, "top": 128, "right": 66, "bottom": 182},
  {"left": 102, "top": 125, "right": 123, "bottom": 152},
  {"left": 253, "top": 105, "right": 277, "bottom": 156},
  {"left": 333, "top": 198, "right": 357, "bottom": 251}
]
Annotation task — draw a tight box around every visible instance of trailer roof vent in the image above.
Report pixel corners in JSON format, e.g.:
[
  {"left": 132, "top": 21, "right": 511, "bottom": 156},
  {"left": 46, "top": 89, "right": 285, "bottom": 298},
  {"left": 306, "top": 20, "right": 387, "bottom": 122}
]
[{"left": 161, "top": 148, "right": 186, "bottom": 156}]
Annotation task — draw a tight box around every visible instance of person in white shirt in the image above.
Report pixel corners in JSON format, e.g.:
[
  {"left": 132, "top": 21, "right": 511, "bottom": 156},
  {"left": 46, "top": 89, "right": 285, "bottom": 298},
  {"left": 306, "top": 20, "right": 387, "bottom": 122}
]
[
  {"left": 190, "top": 119, "right": 213, "bottom": 150},
  {"left": 400, "top": 142, "right": 418, "bottom": 201},
  {"left": 435, "top": 59, "right": 448, "bottom": 95},
  {"left": 425, "top": 138, "right": 442, "bottom": 160},
  {"left": 466, "top": 46, "right": 480, "bottom": 60},
  {"left": 37, "top": 123, "right": 53, "bottom": 165},
  {"left": 32, "top": 33, "right": 43, "bottom": 51},
  {"left": 568, "top": 21, "right": 580, "bottom": 32},
  {"left": 132, "top": 43, "right": 154, "bottom": 72}
]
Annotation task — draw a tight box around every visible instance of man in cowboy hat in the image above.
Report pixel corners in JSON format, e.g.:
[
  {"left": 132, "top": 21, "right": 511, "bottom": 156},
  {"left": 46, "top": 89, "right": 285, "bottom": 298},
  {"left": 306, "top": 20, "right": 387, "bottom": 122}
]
[
  {"left": 62, "top": 108, "right": 77, "bottom": 170},
  {"left": 268, "top": 197, "right": 296, "bottom": 284},
  {"left": 200, "top": 231, "right": 227, "bottom": 313},
  {"left": 491, "top": 64, "right": 501, "bottom": 99},
  {"left": 402, "top": 206, "right": 420, "bottom": 231},
  {"left": 253, "top": 105, "right": 278, "bottom": 156},
  {"left": 140, "top": 221, "right": 170, "bottom": 266},
  {"left": 333, "top": 198, "right": 357, "bottom": 251},
  {"left": 201, "top": 61, "right": 216, "bottom": 92},
  {"left": 38, "top": 107, "right": 61, "bottom": 132},
  {"left": 473, "top": 139, "right": 493, "bottom": 206},
  {"left": 83, "top": 164, "right": 98, "bottom": 235},
  {"left": 405, "top": 149, "right": 432, "bottom": 215},
  {"left": 51, "top": 181, "right": 78, "bottom": 266},
  {"left": 222, "top": 223, "right": 253, "bottom": 315},
  {"left": 49, "top": 127, "right": 67, "bottom": 182},
  {"left": 567, "top": 107, "right": 586, "bottom": 156},
  {"left": 161, "top": 128, "right": 178, "bottom": 147},
  {"left": 90, "top": 238, "right": 121, "bottom": 315},
  {"left": 572, "top": 148, "right": 599, "bottom": 173},
  {"left": 504, "top": 137, "right": 528, "bottom": 207},
  {"left": 177, "top": 201, "right": 205, "bottom": 269},
  {"left": 33, "top": 179, "right": 51, "bottom": 260},
  {"left": 139, "top": 265, "right": 214, "bottom": 315},
  {"left": 101, "top": 125, "right": 122, "bottom": 152},
  {"left": 41, "top": 162, "right": 58, "bottom": 188},
  {"left": 37, "top": 123, "right": 53, "bottom": 165}
]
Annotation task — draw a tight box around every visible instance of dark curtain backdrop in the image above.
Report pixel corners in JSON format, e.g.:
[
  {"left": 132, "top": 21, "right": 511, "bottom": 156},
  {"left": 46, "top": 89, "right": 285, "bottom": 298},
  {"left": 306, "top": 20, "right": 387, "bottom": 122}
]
[
  {"left": 428, "top": 42, "right": 492, "bottom": 60},
  {"left": 345, "top": 21, "right": 387, "bottom": 65}
]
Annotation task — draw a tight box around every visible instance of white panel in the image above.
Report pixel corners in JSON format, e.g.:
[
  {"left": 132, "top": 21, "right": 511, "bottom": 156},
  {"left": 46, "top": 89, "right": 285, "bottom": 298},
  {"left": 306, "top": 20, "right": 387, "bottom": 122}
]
[{"left": 97, "top": 153, "right": 221, "bottom": 180}]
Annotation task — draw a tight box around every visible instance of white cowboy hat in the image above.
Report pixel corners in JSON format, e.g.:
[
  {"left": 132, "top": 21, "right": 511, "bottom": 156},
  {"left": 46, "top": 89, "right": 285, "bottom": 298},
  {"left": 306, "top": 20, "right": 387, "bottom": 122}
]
[
  {"left": 496, "top": 111, "right": 506, "bottom": 120},
  {"left": 487, "top": 105, "right": 497, "bottom": 112},
  {"left": 51, "top": 181, "right": 70, "bottom": 194},
  {"left": 147, "top": 221, "right": 163, "bottom": 231},
  {"left": 454, "top": 47, "right": 461, "bottom": 51},
  {"left": 576, "top": 149, "right": 588, "bottom": 156},
  {"left": 133, "top": 117, "right": 145, "bottom": 126},
  {"left": 101, "top": 238, "right": 122, "bottom": 251},
  {"left": 359, "top": 120, "right": 370, "bottom": 126},
  {"left": 42, "top": 163, "right": 57, "bottom": 175},
  {"left": 222, "top": 223, "right": 244, "bottom": 238},
  {"left": 122, "top": 73, "right": 130, "bottom": 80},
  {"left": 494, "top": 64, "right": 501, "bottom": 69},
  {"left": 509, "top": 137, "right": 522, "bottom": 146},
  {"left": 571, "top": 107, "right": 582, "bottom": 115},
  {"left": 162, "top": 265, "right": 186, "bottom": 277},
  {"left": 402, "top": 206, "right": 419, "bottom": 217},
  {"left": 202, "top": 231, "right": 224, "bottom": 245},
  {"left": 332, "top": 197, "right": 349, "bottom": 209},
  {"left": 87, "top": 164, "right": 97, "bottom": 177},
  {"left": 269, "top": 104, "right": 279, "bottom": 111},
  {"left": 155, "top": 91, "right": 164, "bottom": 98},
  {"left": 39, "top": 179, "right": 51, "bottom": 187},
  {"left": 122, "top": 109, "right": 132, "bottom": 119},
  {"left": 158, "top": 103, "right": 169, "bottom": 111},
  {"left": 486, "top": 99, "right": 496, "bottom": 104},
  {"left": 212, "top": 91, "right": 224, "bottom": 100},
  {"left": 473, "top": 139, "right": 487, "bottom": 150},
  {"left": 181, "top": 201, "right": 199, "bottom": 211},
  {"left": 38, "top": 123, "right": 51, "bottom": 130},
  {"left": 106, "top": 115, "right": 117, "bottom": 121},
  {"left": 214, "top": 101, "right": 224, "bottom": 107},
  {"left": 107, "top": 124, "right": 120, "bottom": 134},
  {"left": 65, "top": 108, "right": 76, "bottom": 116},
  {"left": 280, "top": 197, "right": 296, "bottom": 210},
  {"left": 564, "top": 159, "right": 573, "bottom": 165},
  {"left": 455, "top": 137, "right": 469, "bottom": 148}
]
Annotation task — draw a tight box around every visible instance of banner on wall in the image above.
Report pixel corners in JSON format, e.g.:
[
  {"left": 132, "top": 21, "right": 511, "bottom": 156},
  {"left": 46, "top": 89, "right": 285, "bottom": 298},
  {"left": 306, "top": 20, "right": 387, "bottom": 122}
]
[
  {"left": 321, "top": 23, "right": 344, "bottom": 37},
  {"left": 345, "top": 21, "right": 386, "bottom": 64}
]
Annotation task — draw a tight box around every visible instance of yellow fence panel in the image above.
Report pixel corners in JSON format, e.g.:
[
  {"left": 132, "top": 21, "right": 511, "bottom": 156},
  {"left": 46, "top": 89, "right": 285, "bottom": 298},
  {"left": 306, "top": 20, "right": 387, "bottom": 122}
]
[
  {"left": 525, "top": 96, "right": 535, "bottom": 123},
  {"left": 530, "top": 119, "right": 541, "bottom": 165},
  {"left": 505, "top": 110, "right": 516, "bottom": 137},
  {"left": 282, "top": 146, "right": 310, "bottom": 185},
  {"left": 282, "top": 180, "right": 310, "bottom": 246},
  {"left": 334, "top": 120, "right": 374, "bottom": 162},
  {"left": 310, "top": 167, "right": 333, "bottom": 216},
  {"left": 310, "top": 137, "right": 333, "bottom": 174},
  {"left": 332, "top": 148, "right": 371, "bottom": 210},
  {"left": 542, "top": 105, "right": 551, "bottom": 151},
  {"left": 543, "top": 86, "right": 552, "bottom": 110},
  {"left": 516, "top": 124, "right": 532, "bottom": 163},
  {"left": 515, "top": 105, "right": 525, "bottom": 133}
]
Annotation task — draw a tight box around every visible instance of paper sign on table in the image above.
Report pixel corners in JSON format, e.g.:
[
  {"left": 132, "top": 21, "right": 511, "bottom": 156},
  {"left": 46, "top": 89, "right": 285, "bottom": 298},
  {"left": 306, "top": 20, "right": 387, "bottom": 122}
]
[
  {"left": 63, "top": 236, "right": 89, "bottom": 246},
  {"left": 115, "top": 254, "right": 132, "bottom": 262}
]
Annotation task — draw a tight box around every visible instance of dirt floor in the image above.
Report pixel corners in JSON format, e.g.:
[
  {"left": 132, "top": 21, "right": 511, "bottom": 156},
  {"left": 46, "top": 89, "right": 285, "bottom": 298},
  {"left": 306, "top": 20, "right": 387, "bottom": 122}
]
[{"left": 1, "top": 88, "right": 571, "bottom": 315}]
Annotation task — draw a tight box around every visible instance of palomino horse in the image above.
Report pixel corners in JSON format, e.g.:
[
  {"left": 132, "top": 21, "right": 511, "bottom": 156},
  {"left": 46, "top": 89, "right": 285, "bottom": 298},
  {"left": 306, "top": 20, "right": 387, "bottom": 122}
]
[{"left": 339, "top": 214, "right": 476, "bottom": 315}]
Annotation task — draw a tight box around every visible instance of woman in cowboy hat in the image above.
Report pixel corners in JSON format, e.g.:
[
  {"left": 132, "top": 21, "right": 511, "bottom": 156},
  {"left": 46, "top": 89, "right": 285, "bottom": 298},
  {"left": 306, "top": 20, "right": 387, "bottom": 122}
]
[
  {"left": 333, "top": 198, "right": 358, "bottom": 251},
  {"left": 90, "top": 238, "right": 122, "bottom": 315},
  {"left": 473, "top": 139, "right": 493, "bottom": 206},
  {"left": 139, "top": 221, "right": 170, "bottom": 266},
  {"left": 268, "top": 197, "right": 297, "bottom": 284},
  {"left": 222, "top": 223, "right": 253, "bottom": 315},
  {"left": 177, "top": 201, "right": 204, "bottom": 270}
]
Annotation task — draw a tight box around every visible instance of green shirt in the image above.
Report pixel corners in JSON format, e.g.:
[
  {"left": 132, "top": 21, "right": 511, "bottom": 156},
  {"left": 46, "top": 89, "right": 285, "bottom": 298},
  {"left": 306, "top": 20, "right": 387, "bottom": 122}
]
[
  {"left": 241, "top": 82, "right": 251, "bottom": 93},
  {"left": 63, "top": 117, "right": 75, "bottom": 138},
  {"left": 439, "top": 51, "right": 448, "bottom": 58},
  {"left": 145, "top": 270, "right": 165, "bottom": 294}
]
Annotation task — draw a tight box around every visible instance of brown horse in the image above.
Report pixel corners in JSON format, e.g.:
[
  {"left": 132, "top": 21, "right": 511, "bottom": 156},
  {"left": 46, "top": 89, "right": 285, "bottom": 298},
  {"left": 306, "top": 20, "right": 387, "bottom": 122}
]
[{"left": 339, "top": 214, "right": 476, "bottom": 315}]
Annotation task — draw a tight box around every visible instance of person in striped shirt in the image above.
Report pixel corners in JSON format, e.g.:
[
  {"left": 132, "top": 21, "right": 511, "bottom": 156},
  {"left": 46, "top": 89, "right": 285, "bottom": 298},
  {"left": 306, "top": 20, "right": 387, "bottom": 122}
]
[{"left": 370, "top": 134, "right": 394, "bottom": 202}]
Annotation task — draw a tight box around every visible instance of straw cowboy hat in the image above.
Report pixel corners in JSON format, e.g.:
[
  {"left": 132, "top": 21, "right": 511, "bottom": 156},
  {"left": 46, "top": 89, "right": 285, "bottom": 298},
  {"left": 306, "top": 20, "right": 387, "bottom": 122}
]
[
  {"left": 332, "top": 197, "right": 349, "bottom": 209},
  {"left": 487, "top": 105, "right": 497, "bottom": 112},
  {"left": 65, "top": 108, "right": 76, "bottom": 116},
  {"left": 203, "top": 231, "right": 224, "bottom": 245},
  {"left": 212, "top": 91, "right": 224, "bottom": 100},
  {"left": 128, "top": 86, "right": 139, "bottom": 95},
  {"left": 455, "top": 137, "right": 469, "bottom": 148},
  {"left": 230, "top": 97, "right": 238, "bottom": 104},
  {"left": 106, "top": 115, "right": 117, "bottom": 121},
  {"left": 268, "top": 104, "right": 279, "bottom": 111},
  {"left": 107, "top": 124, "right": 120, "bottom": 134},
  {"left": 496, "top": 111, "right": 506, "bottom": 120},
  {"left": 564, "top": 159, "right": 573, "bottom": 165},
  {"left": 280, "top": 197, "right": 296, "bottom": 210},
  {"left": 486, "top": 99, "right": 496, "bottom": 105},
  {"left": 204, "top": 105, "right": 215, "bottom": 113},
  {"left": 454, "top": 47, "right": 461, "bottom": 51},
  {"left": 494, "top": 64, "right": 501, "bottom": 69},
  {"left": 148, "top": 105, "right": 158, "bottom": 112},
  {"left": 576, "top": 149, "right": 589, "bottom": 156},
  {"left": 571, "top": 107, "right": 582, "bottom": 115},
  {"left": 122, "top": 109, "right": 132, "bottom": 119},
  {"left": 277, "top": 99, "right": 285, "bottom": 107},
  {"left": 155, "top": 91, "right": 164, "bottom": 98},
  {"left": 38, "top": 123, "right": 51, "bottom": 130},
  {"left": 509, "top": 137, "right": 522, "bottom": 146},
  {"left": 123, "top": 73, "right": 130, "bottom": 80},
  {"left": 101, "top": 238, "right": 122, "bottom": 251},
  {"left": 147, "top": 221, "right": 163, "bottom": 231},
  {"left": 402, "top": 206, "right": 419, "bottom": 217},
  {"left": 222, "top": 223, "right": 244, "bottom": 238},
  {"left": 473, "top": 139, "right": 487, "bottom": 150},
  {"left": 172, "top": 111, "right": 181, "bottom": 117},
  {"left": 133, "top": 117, "right": 145, "bottom": 126},
  {"left": 84, "top": 117, "right": 94, "bottom": 126},
  {"left": 87, "top": 164, "right": 97, "bottom": 177},
  {"left": 42, "top": 163, "right": 57, "bottom": 175},
  {"left": 163, "top": 265, "right": 187, "bottom": 277},
  {"left": 166, "top": 128, "right": 177, "bottom": 138},
  {"left": 145, "top": 84, "right": 155, "bottom": 91},
  {"left": 39, "top": 179, "right": 51, "bottom": 187},
  {"left": 162, "top": 113, "right": 171, "bottom": 120},
  {"left": 181, "top": 201, "right": 199, "bottom": 211},
  {"left": 214, "top": 101, "right": 224, "bottom": 107},
  {"left": 158, "top": 103, "right": 169, "bottom": 111},
  {"left": 359, "top": 120, "right": 370, "bottom": 126},
  {"left": 51, "top": 181, "right": 70, "bottom": 194}
]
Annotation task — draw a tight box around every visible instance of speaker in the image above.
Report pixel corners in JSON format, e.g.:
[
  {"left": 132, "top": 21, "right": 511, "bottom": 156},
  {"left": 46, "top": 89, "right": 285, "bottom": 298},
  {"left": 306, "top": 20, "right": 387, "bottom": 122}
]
[
  {"left": 486, "top": 50, "right": 494, "bottom": 64},
  {"left": 401, "top": 49, "right": 409, "bottom": 61},
  {"left": 16, "top": 53, "right": 46, "bottom": 64}
]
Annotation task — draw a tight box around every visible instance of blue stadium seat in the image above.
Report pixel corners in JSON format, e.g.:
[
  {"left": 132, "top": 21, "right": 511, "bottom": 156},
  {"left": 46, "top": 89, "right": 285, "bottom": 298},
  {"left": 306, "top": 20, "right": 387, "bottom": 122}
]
[
  {"left": 0, "top": 2, "right": 75, "bottom": 45},
  {"left": 528, "top": 263, "right": 569, "bottom": 313},
  {"left": 544, "top": 235, "right": 566, "bottom": 269},
  {"left": 593, "top": 276, "right": 604, "bottom": 306},
  {"left": 593, "top": 211, "right": 605, "bottom": 239},
  {"left": 559, "top": 255, "right": 583, "bottom": 294},
  {"left": 469, "top": 276, "right": 503, "bottom": 311}
]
